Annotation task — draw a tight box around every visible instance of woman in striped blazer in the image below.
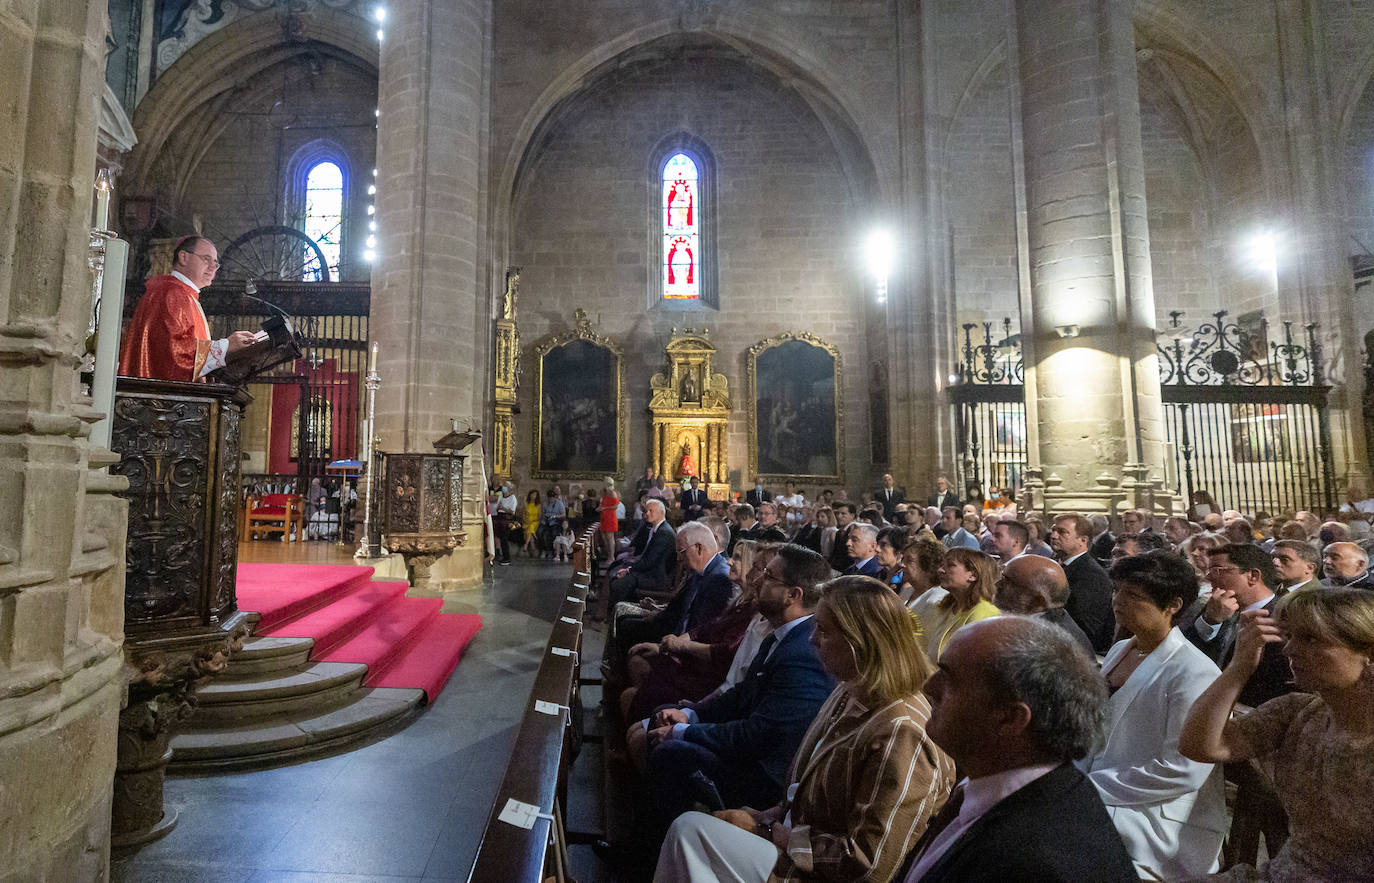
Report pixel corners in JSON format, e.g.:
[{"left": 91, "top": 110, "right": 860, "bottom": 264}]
[{"left": 656, "top": 576, "right": 957, "bottom": 882}]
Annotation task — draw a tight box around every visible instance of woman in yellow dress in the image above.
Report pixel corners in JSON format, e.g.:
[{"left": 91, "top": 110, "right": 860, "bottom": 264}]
[
  {"left": 911, "top": 547, "right": 1001, "bottom": 660},
  {"left": 521, "top": 490, "right": 541, "bottom": 557}
]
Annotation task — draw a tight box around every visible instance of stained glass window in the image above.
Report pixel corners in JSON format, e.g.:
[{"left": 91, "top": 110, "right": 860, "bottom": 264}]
[
  {"left": 303, "top": 160, "right": 343, "bottom": 281},
  {"left": 662, "top": 153, "right": 700, "bottom": 300}
]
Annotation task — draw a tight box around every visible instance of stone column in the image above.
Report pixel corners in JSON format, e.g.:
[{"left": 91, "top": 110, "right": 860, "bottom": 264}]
[
  {"left": 369, "top": 0, "right": 491, "bottom": 586},
  {"left": 0, "top": 2, "right": 129, "bottom": 879},
  {"left": 1013, "top": 0, "right": 1169, "bottom": 516}
]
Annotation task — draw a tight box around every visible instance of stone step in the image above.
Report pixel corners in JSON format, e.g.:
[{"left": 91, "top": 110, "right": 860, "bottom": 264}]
[
  {"left": 192, "top": 661, "right": 368, "bottom": 722},
  {"left": 225, "top": 635, "right": 316, "bottom": 677},
  {"left": 171, "top": 687, "right": 424, "bottom": 772}
]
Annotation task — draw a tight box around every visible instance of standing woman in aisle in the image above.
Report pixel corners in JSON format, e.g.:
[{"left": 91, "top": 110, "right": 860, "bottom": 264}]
[
  {"left": 521, "top": 489, "right": 541, "bottom": 557},
  {"left": 598, "top": 478, "right": 621, "bottom": 563}
]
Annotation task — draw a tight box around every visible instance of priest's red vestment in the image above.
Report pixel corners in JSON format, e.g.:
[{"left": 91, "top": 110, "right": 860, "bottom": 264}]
[{"left": 118, "top": 274, "right": 214, "bottom": 381}]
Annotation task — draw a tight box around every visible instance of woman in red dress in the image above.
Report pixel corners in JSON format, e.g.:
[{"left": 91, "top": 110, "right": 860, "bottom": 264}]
[{"left": 598, "top": 480, "right": 620, "bottom": 563}]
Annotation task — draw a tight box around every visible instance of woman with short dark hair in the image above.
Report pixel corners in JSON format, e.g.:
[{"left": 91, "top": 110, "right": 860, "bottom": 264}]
[{"left": 1079, "top": 551, "right": 1226, "bottom": 878}]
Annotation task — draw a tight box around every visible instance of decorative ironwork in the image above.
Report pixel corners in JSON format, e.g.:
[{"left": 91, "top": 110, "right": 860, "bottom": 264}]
[
  {"left": 1157, "top": 310, "right": 1322, "bottom": 387},
  {"left": 957, "top": 318, "right": 1023, "bottom": 385}
]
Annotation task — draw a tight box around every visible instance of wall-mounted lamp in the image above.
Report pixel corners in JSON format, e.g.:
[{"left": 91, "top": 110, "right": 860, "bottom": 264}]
[
  {"left": 1053, "top": 324, "right": 1080, "bottom": 339},
  {"left": 864, "top": 228, "right": 896, "bottom": 304}
]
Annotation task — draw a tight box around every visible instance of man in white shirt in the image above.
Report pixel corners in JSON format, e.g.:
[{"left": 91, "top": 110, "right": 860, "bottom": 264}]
[{"left": 901, "top": 617, "right": 1135, "bottom": 882}]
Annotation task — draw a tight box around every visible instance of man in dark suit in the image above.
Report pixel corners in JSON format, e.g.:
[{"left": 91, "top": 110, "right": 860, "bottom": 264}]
[
  {"left": 745, "top": 476, "right": 772, "bottom": 509},
  {"left": 899, "top": 617, "right": 1135, "bottom": 882},
  {"left": 1321, "top": 541, "right": 1374, "bottom": 588},
  {"left": 1049, "top": 513, "right": 1116, "bottom": 654},
  {"left": 615, "top": 521, "right": 734, "bottom": 661},
  {"left": 1178, "top": 542, "right": 1293, "bottom": 865},
  {"left": 644, "top": 544, "right": 836, "bottom": 828},
  {"left": 608, "top": 498, "right": 676, "bottom": 606},
  {"left": 927, "top": 475, "right": 961, "bottom": 512},
  {"left": 1271, "top": 539, "right": 1321, "bottom": 594},
  {"left": 877, "top": 473, "right": 906, "bottom": 521},
  {"left": 844, "top": 522, "right": 883, "bottom": 577},
  {"left": 993, "top": 556, "right": 1096, "bottom": 656},
  {"left": 679, "top": 475, "right": 708, "bottom": 522},
  {"left": 828, "top": 502, "right": 858, "bottom": 572},
  {"left": 1180, "top": 542, "right": 1291, "bottom": 707},
  {"left": 1087, "top": 513, "right": 1115, "bottom": 568}
]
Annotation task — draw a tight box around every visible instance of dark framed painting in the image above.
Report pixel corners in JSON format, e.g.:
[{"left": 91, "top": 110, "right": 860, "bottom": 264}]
[
  {"left": 748, "top": 332, "right": 844, "bottom": 482},
  {"left": 531, "top": 309, "right": 625, "bottom": 479}
]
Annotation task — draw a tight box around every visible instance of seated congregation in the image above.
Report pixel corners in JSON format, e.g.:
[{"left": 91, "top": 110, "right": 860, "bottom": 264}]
[{"left": 577, "top": 475, "right": 1374, "bottom": 882}]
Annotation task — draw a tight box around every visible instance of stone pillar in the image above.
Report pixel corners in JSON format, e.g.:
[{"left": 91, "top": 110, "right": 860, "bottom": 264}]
[
  {"left": 0, "top": 2, "right": 128, "bottom": 880},
  {"left": 1270, "top": 0, "right": 1366, "bottom": 491},
  {"left": 1013, "top": 0, "right": 1169, "bottom": 517},
  {"left": 369, "top": 0, "right": 491, "bottom": 586}
]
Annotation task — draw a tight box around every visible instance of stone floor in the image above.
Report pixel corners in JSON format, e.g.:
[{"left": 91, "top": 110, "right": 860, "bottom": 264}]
[{"left": 112, "top": 553, "right": 606, "bottom": 883}]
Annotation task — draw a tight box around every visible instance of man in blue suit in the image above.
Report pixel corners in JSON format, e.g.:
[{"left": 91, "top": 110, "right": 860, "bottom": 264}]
[
  {"left": 644, "top": 544, "right": 836, "bottom": 826},
  {"left": 608, "top": 498, "right": 676, "bottom": 606},
  {"left": 615, "top": 521, "right": 734, "bottom": 656},
  {"left": 844, "top": 522, "right": 884, "bottom": 577},
  {"left": 679, "top": 475, "right": 709, "bottom": 521}
]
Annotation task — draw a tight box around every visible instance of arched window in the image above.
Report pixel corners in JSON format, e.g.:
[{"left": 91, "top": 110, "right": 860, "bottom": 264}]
[
  {"left": 662, "top": 153, "right": 701, "bottom": 300},
  {"left": 303, "top": 160, "right": 344, "bottom": 281}
]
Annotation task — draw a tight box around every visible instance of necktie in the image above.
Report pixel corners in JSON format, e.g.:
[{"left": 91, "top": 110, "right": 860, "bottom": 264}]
[
  {"left": 905, "top": 783, "right": 967, "bottom": 881},
  {"left": 745, "top": 633, "right": 778, "bottom": 679}
]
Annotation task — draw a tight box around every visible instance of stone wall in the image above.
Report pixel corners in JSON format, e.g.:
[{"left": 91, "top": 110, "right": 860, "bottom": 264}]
[
  {"left": 0, "top": 2, "right": 128, "bottom": 880},
  {"left": 507, "top": 48, "right": 869, "bottom": 494}
]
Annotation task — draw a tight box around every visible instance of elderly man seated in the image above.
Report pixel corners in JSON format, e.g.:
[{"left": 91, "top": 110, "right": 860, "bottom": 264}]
[
  {"left": 1321, "top": 541, "right": 1374, "bottom": 589},
  {"left": 993, "top": 555, "right": 1095, "bottom": 655}
]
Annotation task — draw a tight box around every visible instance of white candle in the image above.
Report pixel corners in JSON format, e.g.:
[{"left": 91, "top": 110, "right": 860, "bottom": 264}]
[
  {"left": 368, "top": 341, "right": 379, "bottom": 374},
  {"left": 93, "top": 168, "right": 112, "bottom": 230}
]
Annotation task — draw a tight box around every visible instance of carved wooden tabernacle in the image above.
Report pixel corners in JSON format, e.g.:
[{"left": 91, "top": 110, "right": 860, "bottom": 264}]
[{"left": 648, "top": 329, "right": 731, "bottom": 498}]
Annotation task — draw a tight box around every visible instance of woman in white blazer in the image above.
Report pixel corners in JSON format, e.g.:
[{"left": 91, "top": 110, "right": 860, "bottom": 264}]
[{"left": 1078, "top": 551, "right": 1227, "bottom": 880}]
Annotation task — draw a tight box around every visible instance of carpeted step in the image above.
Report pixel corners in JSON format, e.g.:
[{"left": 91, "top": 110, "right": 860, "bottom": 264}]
[
  {"left": 171, "top": 687, "right": 424, "bottom": 772},
  {"left": 259, "top": 579, "right": 410, "bottom": 657},
  {"left": 193, "top": 661, "right": 368, "bottom": 722},
  {"left": 226, "top": 635, "right": 315, "bottom": 677},
  {"left": 315, "top": 593, "right": 443, "bottom": 675},
  {"left": 367, "top": 612, "right": 484, "bottom": 700},
  {"left": 236, "top": 563, "right": 377, "bottom": 632}
]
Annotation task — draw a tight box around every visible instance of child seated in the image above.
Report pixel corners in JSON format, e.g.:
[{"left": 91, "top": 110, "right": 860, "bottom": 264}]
[{"left": 552, "top": 518, "right": 575, "bottom": 562}]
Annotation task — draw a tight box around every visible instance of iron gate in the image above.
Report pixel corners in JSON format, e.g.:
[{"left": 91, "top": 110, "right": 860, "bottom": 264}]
[{"left": 948, "top": 312, "right": 1335, "bottom": 514}]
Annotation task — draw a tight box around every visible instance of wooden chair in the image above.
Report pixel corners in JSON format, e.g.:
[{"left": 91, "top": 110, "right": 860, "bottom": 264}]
[{"left": 245, "top": 493, "right": 305, "bottom": 542}]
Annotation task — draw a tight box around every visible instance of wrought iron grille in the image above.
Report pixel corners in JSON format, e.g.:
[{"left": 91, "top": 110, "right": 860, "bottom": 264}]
[{"left": 946, "top": 312, "right": 1335, "bottom": 512}]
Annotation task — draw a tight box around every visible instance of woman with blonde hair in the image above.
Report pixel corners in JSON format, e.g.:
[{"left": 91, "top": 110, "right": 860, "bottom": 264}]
[
  {"left": 911, "top": 547, "right": 1000, "bottom": 660},
  {"left": 1179, "top": 588, "right": 1374, "bottom": 882},
  {"left": 657, "top": 576, "right": 957, "bottom": 882}
]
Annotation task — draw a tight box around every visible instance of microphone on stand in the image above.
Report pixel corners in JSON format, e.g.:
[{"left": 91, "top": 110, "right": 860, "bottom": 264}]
[{"left": 240, "top": 280, "right": 302, "bottom": 348}]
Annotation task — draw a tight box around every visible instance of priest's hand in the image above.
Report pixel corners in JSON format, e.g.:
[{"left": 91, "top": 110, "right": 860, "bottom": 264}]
[{"left": 226, "top": 330, "right": 259, "bottom": 354}]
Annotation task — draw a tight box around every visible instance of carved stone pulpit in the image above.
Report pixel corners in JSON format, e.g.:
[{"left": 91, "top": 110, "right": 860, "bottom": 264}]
[{"left": 649, "top": 331, "right": 731, "bottom": 498}]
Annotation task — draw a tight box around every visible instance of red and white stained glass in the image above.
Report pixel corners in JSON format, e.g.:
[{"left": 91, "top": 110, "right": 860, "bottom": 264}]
[{"left": 662, "top": 153, "right": 699, "bottom": 300}]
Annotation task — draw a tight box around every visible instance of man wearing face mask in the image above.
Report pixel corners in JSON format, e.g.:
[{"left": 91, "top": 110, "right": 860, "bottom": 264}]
[{"left": 746, "top": 477, "right": 773, "bottom": 509}]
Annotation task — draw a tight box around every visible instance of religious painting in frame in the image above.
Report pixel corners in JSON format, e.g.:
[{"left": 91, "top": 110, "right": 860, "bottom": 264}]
[
  {"left": 531, "top": 309, "right": 626, "bottom": 480},
  {"left": 748, "top": 332, "right": 844, "bottom": 483}
]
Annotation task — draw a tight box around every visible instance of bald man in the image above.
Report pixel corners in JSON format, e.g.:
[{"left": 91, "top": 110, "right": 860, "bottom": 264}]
[
  {"left": 1321, "top": 541, "right": 1374, "bottom": 589},
  {"left": 994, "top": 556, "right": 1096, "bottom": 655}
]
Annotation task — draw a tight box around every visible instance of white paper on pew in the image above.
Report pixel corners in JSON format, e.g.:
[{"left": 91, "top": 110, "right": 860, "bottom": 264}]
[
  {"left": 498, "top": 798, "right": 552, "bottom": 829},
  {"left": 534, "top": 700, "right": 568, "bottom": 716},
  {"left": 566, "top": 595, "right": 582, "bottom": 603},
  {"left": 559, "top": 615, "right": 578, "bottom": 624},
  {"left": 550, "top": 646, "right": 573, "bottom": 657}
]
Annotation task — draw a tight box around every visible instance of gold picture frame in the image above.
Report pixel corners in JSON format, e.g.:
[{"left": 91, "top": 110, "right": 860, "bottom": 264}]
[
  {"left": 747, "top": 331, "right": 844, "bottom": 483},
  {"left": 530, "top": 308, "right": 626, "bottom": 480}
]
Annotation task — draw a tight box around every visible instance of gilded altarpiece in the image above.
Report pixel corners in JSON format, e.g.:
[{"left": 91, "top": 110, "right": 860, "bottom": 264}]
[
  {"left": 649, "top": 331, "right": 730, "bottom": 498},
  {"left": 491, "top": 267, "right": 520, "bottom": 478}
]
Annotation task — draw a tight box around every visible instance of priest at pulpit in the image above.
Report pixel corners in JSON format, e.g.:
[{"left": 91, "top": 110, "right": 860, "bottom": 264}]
[{"left": 118, "top": 236, "right": 258, "bottom": 382}]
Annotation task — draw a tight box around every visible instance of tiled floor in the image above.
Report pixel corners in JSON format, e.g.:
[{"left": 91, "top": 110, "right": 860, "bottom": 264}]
[{"left": 112, "top": 555, "right": 598, "bottom": 883}]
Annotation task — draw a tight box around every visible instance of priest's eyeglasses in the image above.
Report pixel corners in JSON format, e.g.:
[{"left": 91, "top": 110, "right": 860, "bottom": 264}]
[{"left": 190, "top": 252, "right": 221, "bottom": 268}]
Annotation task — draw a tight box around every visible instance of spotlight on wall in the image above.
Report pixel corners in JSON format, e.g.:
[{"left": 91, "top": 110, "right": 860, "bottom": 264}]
[
  {"left": 864, "top": 229, "right": 896, "bottom": 304},
  {"left": 364, "top": 249, "right": 377, "bottom": 263},
  {"left": 1246, "top": 230, "right": 1278, "bottom": 281},
  {"left": 374, "top": 7, "right": 386, "bottom": 23},
  {"left": 1053, "top": 324, "right": 1080, "bottom": 339}
]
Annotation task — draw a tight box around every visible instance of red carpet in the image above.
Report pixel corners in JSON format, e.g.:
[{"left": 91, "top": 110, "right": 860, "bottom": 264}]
[{"left": 236, "top": 563, "right": 481, "bottom": 701}]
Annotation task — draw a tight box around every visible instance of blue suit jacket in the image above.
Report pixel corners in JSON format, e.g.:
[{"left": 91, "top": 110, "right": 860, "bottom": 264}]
[
  {"left": 684, "top": 616, "right": 836, "bottom": 787},
  {"left": 846, "top": 557, "right": 884, "bottom": 578},
  {"left": 656, "top": 553, "right": 734, "bottom": 636}
]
